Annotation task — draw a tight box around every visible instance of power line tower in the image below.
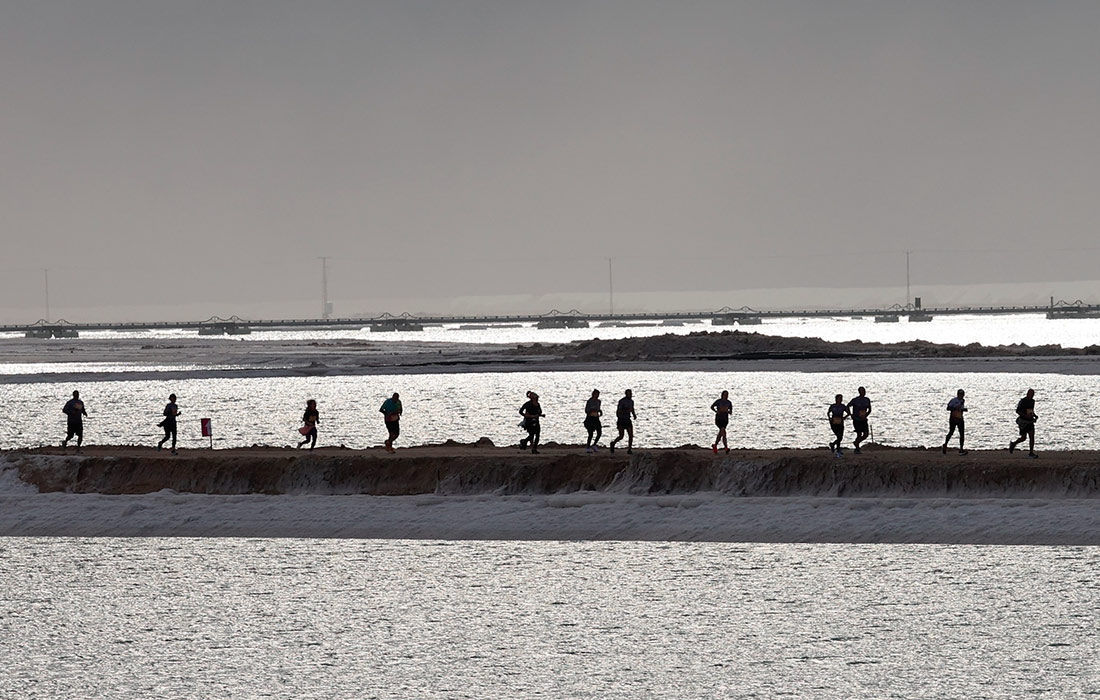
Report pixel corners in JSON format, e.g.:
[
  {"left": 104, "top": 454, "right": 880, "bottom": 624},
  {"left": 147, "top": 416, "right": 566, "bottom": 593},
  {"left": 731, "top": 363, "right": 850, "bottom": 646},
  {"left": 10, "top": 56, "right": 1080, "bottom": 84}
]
[
  {"left": 319, "top": 257, "right": 332, "bottom": 319},
  {"left": 44, "top": 268, "right": 51, "bottom": 322},
  {"left": 607, "top": 257, "right": 614, "bottom": 315}
]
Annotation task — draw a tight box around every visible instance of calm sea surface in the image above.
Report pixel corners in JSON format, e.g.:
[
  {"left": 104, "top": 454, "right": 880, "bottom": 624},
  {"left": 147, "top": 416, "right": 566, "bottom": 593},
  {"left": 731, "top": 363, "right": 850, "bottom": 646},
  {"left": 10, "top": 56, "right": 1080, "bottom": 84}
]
[{"left": 1, "top": 538, "right": 1097, "bottom": 699}]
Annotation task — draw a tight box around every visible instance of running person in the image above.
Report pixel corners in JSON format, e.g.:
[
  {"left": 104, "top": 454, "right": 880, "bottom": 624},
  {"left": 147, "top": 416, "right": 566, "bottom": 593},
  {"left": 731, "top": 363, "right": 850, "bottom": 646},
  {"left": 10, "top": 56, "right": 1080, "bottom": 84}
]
[
  {"left": 61, "top": 390, "right": 88, "bottom": 452},
  {"left": 847, "top": 387, "right": 872, "bottom": 454},
  {"left": 711, "top": 390, "right": 733, "bottom": 454},
  {"left": 519, "top": 392, "right": 544, "bottom": 454},
  {"left": 297, "top": 399, "right": 319, "bottom": 450},
  {"left": 942, "top": 389, "right": 968, "bottom": 455},
  {"left": 1009, "top": 388, "right": 1038, "bottom": 458},
  {"left": 827, "top": 394, "right": 850, "bottom": 456},
  {"left": 584, "top": 390, "right": 602, "bottom": 453},
  {"left": 609, "top": 389, "right": 636, "bottom": 454},
  {"left": 380, "top": 392, "right": 403, "bottom": 453},
  {"left": 157, "top": 393, "right": 180, "bottom": 455}
]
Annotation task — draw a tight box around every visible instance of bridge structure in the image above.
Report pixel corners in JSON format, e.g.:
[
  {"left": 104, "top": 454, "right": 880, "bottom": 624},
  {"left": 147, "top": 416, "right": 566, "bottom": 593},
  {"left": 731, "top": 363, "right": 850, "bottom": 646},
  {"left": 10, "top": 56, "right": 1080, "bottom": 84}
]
[{"left": 4, "top": 300, "right": 1099, "bottom": 338}]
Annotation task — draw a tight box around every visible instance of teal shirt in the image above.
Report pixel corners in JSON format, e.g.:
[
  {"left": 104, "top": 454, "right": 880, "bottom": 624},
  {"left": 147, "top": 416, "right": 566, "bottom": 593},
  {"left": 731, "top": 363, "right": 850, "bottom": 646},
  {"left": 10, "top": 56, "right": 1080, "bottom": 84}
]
[{"left": 380, "top": 398, "right": 402, "bottom": 416}]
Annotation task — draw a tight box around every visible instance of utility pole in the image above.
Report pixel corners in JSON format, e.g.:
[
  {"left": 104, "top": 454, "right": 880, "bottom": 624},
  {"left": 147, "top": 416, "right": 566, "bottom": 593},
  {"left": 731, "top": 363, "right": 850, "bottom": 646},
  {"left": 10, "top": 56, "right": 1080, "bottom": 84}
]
[
  {"left": 905, "top": 251, "right": 911, "bottom": 309},
  {"left": 607, "top": 257, "right": 615, "bottom": 316},
  {"left": 44, "top": 268, "right": 50, "bottom": 322},
  {"left": 319, "top": 257, "right": 331, "bottom": 319}
]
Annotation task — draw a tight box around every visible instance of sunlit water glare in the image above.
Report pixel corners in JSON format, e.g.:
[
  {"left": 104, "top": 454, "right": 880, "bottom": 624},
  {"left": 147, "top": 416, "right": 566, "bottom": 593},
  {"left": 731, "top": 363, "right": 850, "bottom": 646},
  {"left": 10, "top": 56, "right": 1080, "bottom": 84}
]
[
  {"left": 2, "top": 538, "right": 1097, "bottom": 699},
  {"left": 5, "top": 312, "right": 1100, "bottom": 347}
]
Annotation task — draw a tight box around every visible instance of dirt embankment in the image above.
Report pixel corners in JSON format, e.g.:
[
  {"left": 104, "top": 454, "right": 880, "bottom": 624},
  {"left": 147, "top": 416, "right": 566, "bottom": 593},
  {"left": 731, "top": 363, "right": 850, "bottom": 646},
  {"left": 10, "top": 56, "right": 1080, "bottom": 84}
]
[
  {"left": 7, "top": 444, "right": 1100, "bottom": 498},
  {"left": 517, "top": 330, "right": 1100, "bottom": 363}
]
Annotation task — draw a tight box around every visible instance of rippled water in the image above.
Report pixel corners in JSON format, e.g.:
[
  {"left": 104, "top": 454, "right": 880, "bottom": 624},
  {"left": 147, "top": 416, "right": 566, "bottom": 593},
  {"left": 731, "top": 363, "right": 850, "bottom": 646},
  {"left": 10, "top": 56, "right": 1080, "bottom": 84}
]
[
  {"left": 6, "top": 312, "right": 1100, "bottom": 347},
  {"left": 1, "top": 538, "right": 1097, "bottom": 699},
  {"left": 2, "top": 370, "right": 1095, "bottom": 451}
]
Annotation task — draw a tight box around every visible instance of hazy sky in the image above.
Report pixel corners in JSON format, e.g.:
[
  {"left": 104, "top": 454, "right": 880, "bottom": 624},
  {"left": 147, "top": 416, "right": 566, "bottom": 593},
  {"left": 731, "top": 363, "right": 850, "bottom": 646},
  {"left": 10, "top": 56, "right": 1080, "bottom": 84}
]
[{"left": 3, "top": 1, "right": 1100, "bottom": 318}]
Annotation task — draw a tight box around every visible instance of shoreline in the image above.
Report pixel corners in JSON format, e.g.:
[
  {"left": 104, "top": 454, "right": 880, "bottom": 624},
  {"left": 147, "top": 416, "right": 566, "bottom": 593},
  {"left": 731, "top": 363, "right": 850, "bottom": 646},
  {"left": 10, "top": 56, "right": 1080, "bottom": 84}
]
[
  {"left": 4, "top": 355, "right": 1100, "bottom": 384},
  {"left": 7, "top": 444, "right": 1100, "bottom": 497},
  {"left": 5, "top": 446, "right": 1100, "bottom": 544},
  {"left": 3, "top": 333, "right": 1100, "bottom": 382}
]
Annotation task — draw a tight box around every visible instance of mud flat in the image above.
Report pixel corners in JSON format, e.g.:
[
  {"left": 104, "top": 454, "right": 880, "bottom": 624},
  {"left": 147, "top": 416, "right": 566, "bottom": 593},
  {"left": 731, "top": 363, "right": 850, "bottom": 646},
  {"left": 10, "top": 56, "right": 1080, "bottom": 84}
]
[{"left": 4, "top": 445, "right": 1100, "bottom": 544}]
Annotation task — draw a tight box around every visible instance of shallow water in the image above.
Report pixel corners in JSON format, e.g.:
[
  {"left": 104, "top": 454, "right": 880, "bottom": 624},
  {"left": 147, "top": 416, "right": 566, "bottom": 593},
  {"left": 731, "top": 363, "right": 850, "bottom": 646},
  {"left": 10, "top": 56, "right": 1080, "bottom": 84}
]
[
  {"left": 1, "top": 370, "right": 1092, "bottom": 451},
  {"left": 6, "top": 312, "right": 1100, "bottom": 347},
  {"left": 1, "top": 538, "right": 1097, "bottom": 699}
]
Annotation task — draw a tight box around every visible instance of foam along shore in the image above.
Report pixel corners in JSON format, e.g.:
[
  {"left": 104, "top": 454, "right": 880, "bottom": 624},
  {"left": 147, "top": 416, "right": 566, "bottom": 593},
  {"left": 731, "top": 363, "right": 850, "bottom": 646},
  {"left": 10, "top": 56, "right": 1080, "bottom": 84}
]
[{"left": 4, "top": 444, "right": 1100, "bottom": 544}]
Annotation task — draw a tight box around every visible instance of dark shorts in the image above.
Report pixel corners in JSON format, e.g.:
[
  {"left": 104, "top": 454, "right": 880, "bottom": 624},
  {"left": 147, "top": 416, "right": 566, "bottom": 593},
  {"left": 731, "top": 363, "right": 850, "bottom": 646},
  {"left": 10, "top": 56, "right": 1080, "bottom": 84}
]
[
  {"left": 715, "top": 415, "right": 729, "bottom": 429},
  {"left": 852, "top": 419, "right": 868, "bottom": 433},
  {"left": 66, "top": 422, "right": 83, "bottom": 439},
  {"left": 1017, "top": 419, "right": 1034, "bottom": 437},
  {"left": 617, "top": 417, "right": 633, "bottom": 431},
  {"left": 831, "top": 423, "right": 845, "bottom": 439},
  {"left": 162, "top": 421, "right": 177, "bottom": 435},
  {"left": 949, "top": 418, "right": 964, "bottom": 429},
  {"left": 524, "top": 418, "right": 540, "bottom": 433},
  {"left": 584, "top": 416, "right": 601, "bottom": 432},
  {"left": 386, "top": 419, "right": 400, "bottom": 438}
]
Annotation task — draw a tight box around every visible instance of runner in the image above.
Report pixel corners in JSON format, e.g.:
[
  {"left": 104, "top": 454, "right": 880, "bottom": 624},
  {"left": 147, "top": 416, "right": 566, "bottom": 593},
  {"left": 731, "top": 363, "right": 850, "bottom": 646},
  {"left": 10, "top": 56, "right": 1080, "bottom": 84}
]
[
  {"left": 519, "top": 391, "right": 544, "bottom": 454},
  {"left": 380, "top": 392, "right": 403, "bottom": 453},
  {"left": 827, "top": 394, "right": 849, "bottom": 457},
  {"left": 61, "top": 390, "right": 88, "bottom": 452},
  {"left": 942, "top": 389, "right": 968, "bottom": 455},
  {"left": 297, "top": 399, "right": 319, "bottom": 450},
  {"left": 711, "top": 390, "right": 733, "bottom": 454},
  {"left": 609, "top": 389, "right": 636, "bottom": 455},
  {"left": 1009, "top": 388, "right": 1038, "bottom": 458},
  {"left": 157, "top": 393, "right": 180, "bottom": 455},
  {"left": 584, "top": 389, "right": 602, "bottom": 453},
  {"left": 847, "top": 387, "right": 872, "bottom": 454}
]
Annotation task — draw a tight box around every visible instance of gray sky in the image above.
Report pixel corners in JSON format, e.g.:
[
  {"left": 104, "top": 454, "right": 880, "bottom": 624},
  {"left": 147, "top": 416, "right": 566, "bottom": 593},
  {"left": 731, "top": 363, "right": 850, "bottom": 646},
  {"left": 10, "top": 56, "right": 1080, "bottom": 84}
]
[{"left": 3, "top": 1, "right": 1100, "bottom": 320}]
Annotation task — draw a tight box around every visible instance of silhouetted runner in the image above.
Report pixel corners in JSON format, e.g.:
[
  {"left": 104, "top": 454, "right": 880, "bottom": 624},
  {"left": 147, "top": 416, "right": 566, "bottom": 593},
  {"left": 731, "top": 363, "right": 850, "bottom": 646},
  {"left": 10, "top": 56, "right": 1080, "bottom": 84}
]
[
  {"left": 297, "top": 399, "right": 319, "bottom": 450},
  {"left": 827, "top": 394, "right": 850, "bottom": 457},
  {"left": 519, "top": 392, "right": 544, "bottom": 454},
  {"left": 1009, "top": 388, "right": 1038, "bottom": 458},
  {"left": 942, "top": 389, "right": 968, "bottom": 455},
  {"left": 584, "top": 389, "right": 602, "bottom": 453},
  {"left": 61, "top": 390, "right": 87, "bottom": 452},
  {"left": 609, "top": 389, "right": 636, "bottom": 455},
  {"left": 711, "top": 390, "right": 732, "bottom": 454},
  {"left": 847, "top": 387, "right": 872, "bottom": 454},
  {"left": 380, "top": 392, "right": 403, "bottom": 453},
  {"left": 157, "top": 393, "right": 180, "bottom": 455}
]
